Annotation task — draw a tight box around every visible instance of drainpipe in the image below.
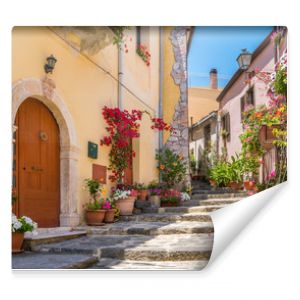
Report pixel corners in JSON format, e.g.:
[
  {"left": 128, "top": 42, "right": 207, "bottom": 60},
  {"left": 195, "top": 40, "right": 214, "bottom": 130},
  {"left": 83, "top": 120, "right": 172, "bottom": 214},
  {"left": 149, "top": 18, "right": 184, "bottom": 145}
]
[
  {"left": 216, "top": 113, "right": 221, "bottom": 160},
  {"left": 118, "top": 46, "right": 124, "bottom": 110},
  {"left": 158, "top": 26, "right": 164, "bottom": 150}
]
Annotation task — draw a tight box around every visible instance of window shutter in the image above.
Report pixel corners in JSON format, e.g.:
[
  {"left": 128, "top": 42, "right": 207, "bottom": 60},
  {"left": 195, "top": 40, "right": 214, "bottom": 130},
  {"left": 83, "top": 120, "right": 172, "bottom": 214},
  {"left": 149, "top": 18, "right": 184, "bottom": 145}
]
[{"left": 226, "top": 113, "right": 231, "bottom": 142}]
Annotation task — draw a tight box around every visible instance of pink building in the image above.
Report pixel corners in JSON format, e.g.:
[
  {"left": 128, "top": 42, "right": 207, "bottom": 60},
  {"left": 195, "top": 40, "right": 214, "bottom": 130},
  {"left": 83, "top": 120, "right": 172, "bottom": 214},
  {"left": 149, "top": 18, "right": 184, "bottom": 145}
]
[{"left": 217, "top": 27, "right": 287, "bottom": 181}]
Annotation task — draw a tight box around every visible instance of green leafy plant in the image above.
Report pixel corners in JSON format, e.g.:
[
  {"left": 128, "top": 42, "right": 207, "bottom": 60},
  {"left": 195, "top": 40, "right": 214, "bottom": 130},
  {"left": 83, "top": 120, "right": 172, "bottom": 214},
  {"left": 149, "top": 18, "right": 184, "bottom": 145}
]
[
  {"left": 209, "top": 161, "right": 231, "bottom": 187},
  {"left": 156, "top": 148, "right": 187, "bottom": 188}
]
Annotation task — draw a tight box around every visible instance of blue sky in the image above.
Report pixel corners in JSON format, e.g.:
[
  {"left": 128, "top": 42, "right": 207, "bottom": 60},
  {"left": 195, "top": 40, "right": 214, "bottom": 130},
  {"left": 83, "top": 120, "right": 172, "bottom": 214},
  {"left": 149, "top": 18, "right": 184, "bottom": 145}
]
[{"left": 188, "top": 26, "right": 273, "bottom": 88}]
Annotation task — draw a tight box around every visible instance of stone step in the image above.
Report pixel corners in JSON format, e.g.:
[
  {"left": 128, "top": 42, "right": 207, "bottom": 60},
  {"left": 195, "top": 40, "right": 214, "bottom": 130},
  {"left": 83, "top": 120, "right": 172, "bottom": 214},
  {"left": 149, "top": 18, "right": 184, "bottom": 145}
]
[
  {"left": 183, "top": 198, "right": 241, "bottom": 207},
  {"left": 143, "top": 205, "right": 224, "bottom": 214},
  {"left": 90, "top": 258, "right": 209, "bottom": 270},
  {"left": 12, "top": 252, "right": 98, "bottom": 269},
  {"left": 23, "top": 230, "right": 87, "bottom": 250},
  {"left": 191, "top": 193, "right": 246, "bottom": 200},
  {"left": 34, "top": 233, "right": 214, "bottom": 262},
  {"left": 119, "top": 212, "right": 212, "bottom": 223},
  {"left": 78, "top": 221, "right": 214, "bottom": 236}
]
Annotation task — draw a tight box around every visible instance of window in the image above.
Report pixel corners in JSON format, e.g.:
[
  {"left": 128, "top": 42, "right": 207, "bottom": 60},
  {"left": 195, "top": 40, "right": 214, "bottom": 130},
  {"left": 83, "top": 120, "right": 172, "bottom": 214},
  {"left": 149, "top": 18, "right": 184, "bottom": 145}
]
[
  {"left": 136, "top": 26, "right": 141, "bottom": 47},
  {"left": 241, "top": 87, "right": 255, "bottom": 119},
  {"left": 221, "top": 113, "right": 231, "bottom": 142},
  {"left": 204, "top": 124, "right": 211, "bottom": 149}
]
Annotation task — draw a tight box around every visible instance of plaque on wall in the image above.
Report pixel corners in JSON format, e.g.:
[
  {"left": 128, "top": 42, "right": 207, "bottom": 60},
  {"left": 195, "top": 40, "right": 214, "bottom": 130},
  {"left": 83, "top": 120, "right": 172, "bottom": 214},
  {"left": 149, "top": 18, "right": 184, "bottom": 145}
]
[
  {"left": 92, "top": 164, "right": 107, "bottom": 184},
  {"left": 88, "top": 141, "right": 98, "bottom": 159}
]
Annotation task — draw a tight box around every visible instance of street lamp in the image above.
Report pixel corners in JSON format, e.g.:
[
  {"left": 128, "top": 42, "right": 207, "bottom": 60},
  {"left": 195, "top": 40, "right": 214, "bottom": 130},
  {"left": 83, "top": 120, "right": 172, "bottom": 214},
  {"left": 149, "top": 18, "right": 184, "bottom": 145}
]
[
  {"left": 236, "top": 49, "right": 252, "bottom": 70},
  {"left": 44, "top": 55, "right": 57, "bottom": 74}
]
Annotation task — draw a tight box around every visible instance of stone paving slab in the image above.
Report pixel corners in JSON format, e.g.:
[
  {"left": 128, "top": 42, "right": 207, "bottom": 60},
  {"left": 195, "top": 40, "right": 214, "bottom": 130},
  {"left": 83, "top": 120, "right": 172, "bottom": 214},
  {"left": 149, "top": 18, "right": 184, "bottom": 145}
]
[
  {"left": 12, "top": 252, "right": 97, "bottom": 269},
  {"left": 191, "top": 193, "right": 246, "bottom": 200},
  {"left": 34, "top": 233, "right": 214, "bottom": 261},
  {"left": 143, "top": 205, "right": 224, "bottom": 214},
  {"left": 183, "top": 198, "right": 241, "bottom": 207},
  {"left": 119, "top": 212, "right": 212, "bottom": 223},
  {"left": 90, "top": 258, "right": 209, "bottom": 270},
  {"left": 78, "top": 221, "right": 214, "bottom": 236}
]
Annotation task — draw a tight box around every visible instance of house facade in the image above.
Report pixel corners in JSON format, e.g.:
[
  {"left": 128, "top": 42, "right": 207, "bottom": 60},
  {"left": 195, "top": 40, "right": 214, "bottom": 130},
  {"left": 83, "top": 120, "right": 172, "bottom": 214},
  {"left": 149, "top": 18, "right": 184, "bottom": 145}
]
[
  {"left": 189, "top": 69, "right": 222, "bottom": 177},
  {"left": 12, "top": 26, "right": 190, "bottom": 227},
  {"left": 217, "top": 27, "right": 287, "bottom": 181}
]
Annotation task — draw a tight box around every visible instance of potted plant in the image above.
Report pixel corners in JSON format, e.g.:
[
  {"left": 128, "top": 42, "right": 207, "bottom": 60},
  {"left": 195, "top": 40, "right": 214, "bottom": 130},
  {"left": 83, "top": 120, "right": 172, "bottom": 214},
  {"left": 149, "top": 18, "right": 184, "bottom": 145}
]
[
  {"left": 12, "top": 214, "right": 37, "bottom": 253},
  {"left": 134, "top": 183, "right": 149, "bottom": 201},
  {"left": 209, "top": 161, "right": 231, "bottom": 188},
  {"left": 84, "top": 178, "right": 106, "bottom": 226},
  {"left": 148, "top": 188, "right": 161, "bottom": 207},
  {"left": 228, "top": 154, "right": 244, "bottom": 190},
  {"left": 112, "top": 188, "right": 138, "bottom": 216},
  {"left": 102, "top": 199, "right": 116, "bottom": 223},
  {"left": 160, "top": 189, "right": 181, "bottom": 207}
]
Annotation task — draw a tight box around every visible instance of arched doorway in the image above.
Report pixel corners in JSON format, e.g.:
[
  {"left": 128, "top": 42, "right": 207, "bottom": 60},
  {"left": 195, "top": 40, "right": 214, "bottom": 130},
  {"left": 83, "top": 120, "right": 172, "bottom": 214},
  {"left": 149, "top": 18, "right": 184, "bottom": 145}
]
[
  {"left": 15, "top": 98, "right": 60, "bottom": 227},
  {"left": 12, "top": 78, "right": 80, "bottom": 227}
]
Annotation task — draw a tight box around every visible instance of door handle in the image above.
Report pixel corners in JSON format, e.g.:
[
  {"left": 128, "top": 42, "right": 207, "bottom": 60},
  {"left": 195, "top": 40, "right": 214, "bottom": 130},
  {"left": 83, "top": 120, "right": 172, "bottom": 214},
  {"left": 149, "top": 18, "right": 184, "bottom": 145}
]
[{"left": 31, "top": 166, "right": 43, "bottom": 172}]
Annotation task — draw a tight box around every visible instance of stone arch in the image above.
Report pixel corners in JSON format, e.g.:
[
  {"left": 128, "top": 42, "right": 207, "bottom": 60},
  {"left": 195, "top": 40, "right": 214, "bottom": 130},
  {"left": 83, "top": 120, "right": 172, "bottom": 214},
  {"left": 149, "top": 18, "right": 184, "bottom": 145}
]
[{"left": 12, "top": 77, "right": 80, "bottom": 226}]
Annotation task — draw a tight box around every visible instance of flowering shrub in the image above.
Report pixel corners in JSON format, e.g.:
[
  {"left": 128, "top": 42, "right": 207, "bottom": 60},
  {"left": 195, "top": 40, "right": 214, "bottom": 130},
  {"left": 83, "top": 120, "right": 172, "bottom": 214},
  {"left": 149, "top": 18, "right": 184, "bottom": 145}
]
[
  {"left": 136, "top": 44, "right": 151, "bottom": 66},
  {"left": 12, "top": 214, "right": 37, "bottom": 233},
  {"left": 149, "top": 188, "right": 161, "bottom": 196},
  {"left": 156, "top": 148, "right": 187, "bottom": 188},
  {"left": 100, "top": 106, "right": 172, "bottom": 183},
  {"left": 111, "top": 189, "right": 137, "bottom": 201},
  {"left": 240, "top": 45, "right": 287, "bottom": 186}
]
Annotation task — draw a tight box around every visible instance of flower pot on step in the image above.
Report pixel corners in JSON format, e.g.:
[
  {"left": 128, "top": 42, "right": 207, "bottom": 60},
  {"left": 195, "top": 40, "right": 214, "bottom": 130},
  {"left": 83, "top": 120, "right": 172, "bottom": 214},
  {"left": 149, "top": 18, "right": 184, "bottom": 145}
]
[
  {"left": 116, "top": 196, "right": 136, "bottom": 216},
  {"left": 104, "top": 209, "right": 116, "bottom": 223},
  {"left": 229, "top": 181, "right": 243, "bottom": 190},
  {"left": 149, "top": 195, "right": 161, "bottom": 207},
  {"left": 139, "top": 189, "right": 148, "bottom": 201},
  {"left": 243, "top": 180, "right": 256, "bottom": 191},
  {"left": 12, "top": 232, "right": 24, "bottom": 253},
  {"left": 209, "top": 179, "right": 216, "bottom": 187},
  {"left": 86, "top": 209, "right": 106, "bottom": 226}
]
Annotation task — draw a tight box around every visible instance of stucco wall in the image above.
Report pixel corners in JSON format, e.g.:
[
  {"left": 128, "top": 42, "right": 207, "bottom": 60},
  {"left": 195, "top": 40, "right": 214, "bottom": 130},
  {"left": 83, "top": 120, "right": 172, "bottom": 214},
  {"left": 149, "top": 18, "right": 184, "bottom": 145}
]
[
  {"left": 12, "top": 26, "right": 161, "bottom": 222},
  {"left": 188, "top": 87, "right": 220, "bottom": 125},
  {"left": 218, "top": 40, "right": 275, "bottom": 158}
]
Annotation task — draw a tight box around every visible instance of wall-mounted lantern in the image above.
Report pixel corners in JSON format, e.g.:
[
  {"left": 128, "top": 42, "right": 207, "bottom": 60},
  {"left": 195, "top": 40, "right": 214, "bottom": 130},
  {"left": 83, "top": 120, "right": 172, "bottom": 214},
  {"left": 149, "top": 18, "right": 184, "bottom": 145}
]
[
  {"left": 236, "top": 48, "right": 252, "bottom": 70},
  {"left": 44, "top": 55, "right": 57, "bottom": 74}
]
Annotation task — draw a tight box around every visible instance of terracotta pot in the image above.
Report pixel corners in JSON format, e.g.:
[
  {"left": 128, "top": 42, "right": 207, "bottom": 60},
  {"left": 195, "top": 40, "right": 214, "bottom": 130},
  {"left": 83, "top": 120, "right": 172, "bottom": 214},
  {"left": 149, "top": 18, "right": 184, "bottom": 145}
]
[
  {"left": 244, "top": 180, "right": 256, "bottom": 191},
  {"left": 12, "top": 232, "right": 24, "bottom": 253},
  {"left": 149, "top": 195, "right": 161, "bottom": 207},
  {"left": 139, "top": 189, "right": 148, "bottom": 201},
  {"left": 161, "top": 201, "right": 178, "bottom": 207},
  {"left": 209, "top": 179, "right": 216, "bottom": 187},
  {"left": 116, "top": 196, "right": 136, "bottom": 216},
  {"left": 104, "top": 209, "right": 116, "bottom": 223},
  {"left": 229, "top": 181, "right": 243, "bottom": 190},
  {"left": 86, "top": 209, "right": 106, "bottom": 226}
]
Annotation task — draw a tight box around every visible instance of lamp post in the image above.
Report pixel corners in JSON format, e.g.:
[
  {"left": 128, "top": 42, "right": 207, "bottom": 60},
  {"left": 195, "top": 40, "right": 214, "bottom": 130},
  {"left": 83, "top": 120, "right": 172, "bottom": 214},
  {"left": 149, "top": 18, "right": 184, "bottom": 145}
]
[{"left": 44, "top": 55, "right": 57, "bottom": 74}]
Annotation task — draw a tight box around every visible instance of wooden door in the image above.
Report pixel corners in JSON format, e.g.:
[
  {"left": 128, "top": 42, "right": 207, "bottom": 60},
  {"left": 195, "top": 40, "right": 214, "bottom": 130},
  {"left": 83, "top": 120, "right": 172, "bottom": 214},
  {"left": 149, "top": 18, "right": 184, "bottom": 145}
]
[
  {"left": 16, "top": 98, "right": 60, "bottom": 227},
  {"left": 123, "top": 139, "right": 133, "bottom": 185}
]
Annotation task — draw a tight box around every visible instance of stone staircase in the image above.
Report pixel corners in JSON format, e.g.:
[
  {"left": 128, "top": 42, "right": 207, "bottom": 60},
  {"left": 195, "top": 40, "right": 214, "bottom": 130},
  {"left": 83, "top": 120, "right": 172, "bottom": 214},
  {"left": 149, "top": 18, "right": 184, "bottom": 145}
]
[{"left": 12, "top": 182, "right": 246, "bottom": 270}]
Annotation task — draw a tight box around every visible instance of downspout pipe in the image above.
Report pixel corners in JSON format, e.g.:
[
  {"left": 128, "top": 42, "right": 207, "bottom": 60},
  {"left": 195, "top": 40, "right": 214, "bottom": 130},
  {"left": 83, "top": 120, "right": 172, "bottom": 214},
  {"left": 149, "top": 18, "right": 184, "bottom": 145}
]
[
  {"left": 118, "top": 46, "right": 124, "bottom": 110},
  {"left": 159, "top": 26, "right": 164, "bottom": 151}
]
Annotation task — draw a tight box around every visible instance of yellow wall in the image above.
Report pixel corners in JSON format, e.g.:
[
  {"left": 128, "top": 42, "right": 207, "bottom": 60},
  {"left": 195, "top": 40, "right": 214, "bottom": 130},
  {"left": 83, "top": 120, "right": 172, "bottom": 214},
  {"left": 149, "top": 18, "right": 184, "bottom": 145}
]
[
  {"left": 162, "top": 27, "right": 180, "bottom": 144},
  {"left": 12, "top": 26, "right": 161, "bottom": 220},
  {"left": 188, "top": 87, "right": 221, "bottom": 125}
]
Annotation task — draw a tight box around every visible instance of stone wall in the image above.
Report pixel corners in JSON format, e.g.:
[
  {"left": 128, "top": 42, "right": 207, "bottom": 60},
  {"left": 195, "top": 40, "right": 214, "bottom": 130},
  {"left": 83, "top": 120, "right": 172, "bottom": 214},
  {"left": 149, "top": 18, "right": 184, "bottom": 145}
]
[{"left": 165, "top": 27, "right": 190, "bottom": 185}]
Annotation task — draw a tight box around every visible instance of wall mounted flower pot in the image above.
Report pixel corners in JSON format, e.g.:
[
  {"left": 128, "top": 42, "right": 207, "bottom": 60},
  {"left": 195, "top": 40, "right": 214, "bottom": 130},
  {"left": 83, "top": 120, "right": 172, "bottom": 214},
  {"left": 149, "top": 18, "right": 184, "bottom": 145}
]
[
  {"left": 116, "top": 196, "right": 136, "bottom": 216},
  {"left": 12, "top": 232, "right": 24, "bottom": 253},
  {"left": 149, "top": 195, "right": 161, "bottom": 207},
  {"left": 104, "top": 209, "right": 116, "bottom": 223},
  {"left": 86, "top": 209, "right": 105, "bottom": 226}
]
